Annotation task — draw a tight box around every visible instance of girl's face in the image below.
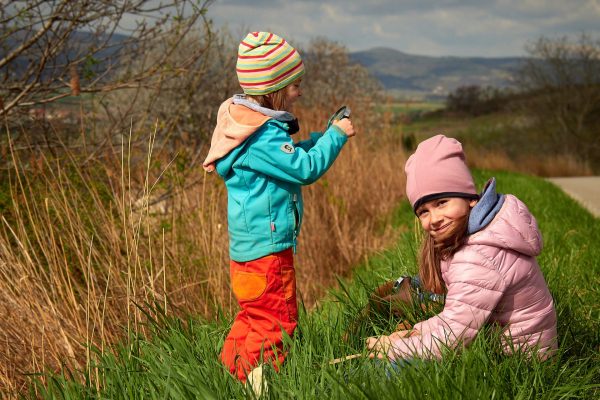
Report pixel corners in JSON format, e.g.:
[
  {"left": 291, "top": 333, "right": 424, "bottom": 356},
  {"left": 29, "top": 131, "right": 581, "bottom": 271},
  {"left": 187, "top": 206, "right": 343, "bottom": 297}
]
[
  {"left": 416, "top": 197, "right": 477, "bottom": 241},
  {"left": 284, "top": 79, "right": 302, "bottom": 110}
]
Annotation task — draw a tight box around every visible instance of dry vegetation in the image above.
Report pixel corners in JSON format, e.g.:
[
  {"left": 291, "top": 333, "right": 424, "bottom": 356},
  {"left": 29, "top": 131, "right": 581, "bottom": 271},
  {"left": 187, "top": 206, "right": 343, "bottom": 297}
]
[
  {"left": 0, "top": 106, "right": 405, "bottom": 394},
  {"left": 1, "top": 3, "right": 597, "bottom": 394},
  {"left": 0, "top": 30, "right": 409, "bottom": 393},
  {"left": 464, "top": 145, "right": 593, "bottom": 177}
]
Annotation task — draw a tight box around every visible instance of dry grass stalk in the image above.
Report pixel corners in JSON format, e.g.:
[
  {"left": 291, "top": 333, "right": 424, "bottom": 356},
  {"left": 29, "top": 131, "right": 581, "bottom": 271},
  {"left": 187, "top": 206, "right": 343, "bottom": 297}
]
[
  {"left": 0, "top": 102, "right": 405, "bottom": 394},
  {"left": 465, "top": 145, "right": 593, "bottom": 177},
  {"left": 3, "top": 99, "right": 592, "bottom": 396}
]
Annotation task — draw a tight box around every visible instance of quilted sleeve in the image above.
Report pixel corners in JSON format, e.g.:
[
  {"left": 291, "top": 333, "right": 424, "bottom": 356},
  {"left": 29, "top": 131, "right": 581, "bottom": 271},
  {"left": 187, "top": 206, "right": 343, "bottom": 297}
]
[{"left": 387, "top": 252, "right": 507, "bottom": 360}]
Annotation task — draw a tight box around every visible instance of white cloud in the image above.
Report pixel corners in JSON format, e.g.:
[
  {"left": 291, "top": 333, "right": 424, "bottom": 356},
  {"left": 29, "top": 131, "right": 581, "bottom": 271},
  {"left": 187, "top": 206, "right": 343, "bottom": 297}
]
[{"left": 208, "top": 0, "right": 600, "bottom": 56}]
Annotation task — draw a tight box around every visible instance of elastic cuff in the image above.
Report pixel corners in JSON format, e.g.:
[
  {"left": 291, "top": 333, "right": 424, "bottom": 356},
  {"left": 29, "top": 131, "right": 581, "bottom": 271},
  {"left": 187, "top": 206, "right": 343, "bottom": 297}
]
[{"left": 328, "top": 124, "right": 347, "bottom": 138}]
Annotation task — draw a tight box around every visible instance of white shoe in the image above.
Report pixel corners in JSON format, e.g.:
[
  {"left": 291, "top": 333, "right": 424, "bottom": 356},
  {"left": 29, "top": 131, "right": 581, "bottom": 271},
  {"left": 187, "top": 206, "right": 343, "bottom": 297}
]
[{"left": 246, "top": 364, "right": 268, "bottom": 397}]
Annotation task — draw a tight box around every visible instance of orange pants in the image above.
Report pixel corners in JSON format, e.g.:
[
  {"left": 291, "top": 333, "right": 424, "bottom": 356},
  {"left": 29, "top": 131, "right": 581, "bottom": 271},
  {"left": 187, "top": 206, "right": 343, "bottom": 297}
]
[{"left": 220, "top": 248, "right": 298, "bottom": 381}]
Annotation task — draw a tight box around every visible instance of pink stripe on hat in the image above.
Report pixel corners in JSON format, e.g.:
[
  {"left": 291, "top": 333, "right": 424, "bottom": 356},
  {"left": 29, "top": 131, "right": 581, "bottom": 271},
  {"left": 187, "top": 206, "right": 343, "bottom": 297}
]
[
  {"left": 236, "top": 31, "right": 304, "bottom": 95},
  {"left": 238, "top": 62, "right": 304, "bottom": 86},
  {"left": 405, "top": 135, "right": 477, "bottom": 210},
  {"left": 236, "top": 49, "right": 297, "bottom": 72}
]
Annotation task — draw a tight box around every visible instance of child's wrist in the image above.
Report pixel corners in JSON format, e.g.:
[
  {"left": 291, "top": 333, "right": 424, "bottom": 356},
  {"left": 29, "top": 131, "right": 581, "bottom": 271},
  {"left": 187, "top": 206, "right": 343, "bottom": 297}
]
[{"left": 329, "top": 124, "right": 347, "bottom": 137}]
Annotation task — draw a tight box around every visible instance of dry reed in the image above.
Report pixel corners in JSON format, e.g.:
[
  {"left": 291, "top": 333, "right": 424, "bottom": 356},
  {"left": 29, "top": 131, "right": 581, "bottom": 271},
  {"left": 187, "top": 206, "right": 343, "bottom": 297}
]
[
  {"left": 464, "top": 144, "right": 593, "bottom": 177},
  {"left": 2, "top": 102, "right": 592, "bottom": 396},
  {"left": 0, "top": 102, "right": 405, "bottom": 394}
]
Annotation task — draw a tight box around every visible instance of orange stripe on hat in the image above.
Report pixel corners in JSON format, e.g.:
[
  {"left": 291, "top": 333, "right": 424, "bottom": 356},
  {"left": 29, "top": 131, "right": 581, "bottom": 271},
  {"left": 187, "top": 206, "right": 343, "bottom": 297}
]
[
  {"left": 236, "top": 31, "right": 304, "bottom": 95},
  {"left": 236, "top": 49, "right": 297, "bottom": 73},
  {"left": 240, "top": 62, "right": 304, "bottom": 86}
]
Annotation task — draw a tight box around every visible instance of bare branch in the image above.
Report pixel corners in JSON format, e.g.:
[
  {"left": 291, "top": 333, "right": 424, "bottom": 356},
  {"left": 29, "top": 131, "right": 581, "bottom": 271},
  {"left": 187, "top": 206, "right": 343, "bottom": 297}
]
[
  {"left": 1, "top": 0, "right": 215, "bottom": 118},
  {"left": 0, "top": 0, "right": 69, "bottom": 69},
  {"left": 516, "top": 33, "right": 600, "bottom": 162}
]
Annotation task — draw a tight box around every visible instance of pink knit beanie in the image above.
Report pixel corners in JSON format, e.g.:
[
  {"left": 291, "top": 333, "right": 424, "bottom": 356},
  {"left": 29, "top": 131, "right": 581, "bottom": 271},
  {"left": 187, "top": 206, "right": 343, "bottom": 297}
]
[
  {"left": 236, "top": 31, "right": 305, "bottom": 95},
  {"left": 405, "top": 135, "right": 478, "bottom": 211}
]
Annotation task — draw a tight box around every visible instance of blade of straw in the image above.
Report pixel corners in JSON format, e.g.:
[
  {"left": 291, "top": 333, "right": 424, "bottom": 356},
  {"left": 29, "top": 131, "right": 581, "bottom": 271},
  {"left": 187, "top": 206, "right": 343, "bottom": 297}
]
[{"left": 329, "top": 353, "right": 363, "bottom": 365}]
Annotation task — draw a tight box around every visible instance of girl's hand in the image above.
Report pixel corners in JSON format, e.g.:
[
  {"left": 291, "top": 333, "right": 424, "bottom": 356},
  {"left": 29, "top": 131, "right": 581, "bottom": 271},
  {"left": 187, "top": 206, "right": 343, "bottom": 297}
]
[
  {"left": 366, "top": 330, "right": 421, "bottom": 359},
  {"left": 366, "top": 335, "right": 392, "bottom": 359},
  {"left": 396, "top": 320, "right": 413, "bottom": 331},
  {"left": 333, "top": 118, "right": 355, "bottom": 137}
]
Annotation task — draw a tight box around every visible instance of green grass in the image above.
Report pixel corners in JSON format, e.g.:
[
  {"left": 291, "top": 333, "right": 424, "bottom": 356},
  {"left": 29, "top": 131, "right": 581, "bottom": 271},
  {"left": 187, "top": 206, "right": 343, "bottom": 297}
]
[
  {"left": 399, "top": 112, "right": 506, "bottom": 139},
  {"left": 27, "top": 170, "right": 600, "bottom": 399},
  {"left": 379, "top": 101, "right": 445, "bottom": 115}
]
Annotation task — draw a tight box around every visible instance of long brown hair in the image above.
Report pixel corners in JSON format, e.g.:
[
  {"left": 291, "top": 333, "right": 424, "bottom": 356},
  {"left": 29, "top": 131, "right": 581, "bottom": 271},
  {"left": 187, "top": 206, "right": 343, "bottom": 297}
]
[
  {"left": 418, "top": 212, "right": 470, "bottom": 294},
  {"left": 247, "top": 86, "right": 289, "bottom": 111}
]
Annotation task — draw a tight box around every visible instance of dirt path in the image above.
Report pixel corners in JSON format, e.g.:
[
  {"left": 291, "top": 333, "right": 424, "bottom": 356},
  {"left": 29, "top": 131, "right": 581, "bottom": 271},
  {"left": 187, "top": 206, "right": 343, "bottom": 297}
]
[{"left": 547, "top": 177, "right": 600, "bottom": 218}]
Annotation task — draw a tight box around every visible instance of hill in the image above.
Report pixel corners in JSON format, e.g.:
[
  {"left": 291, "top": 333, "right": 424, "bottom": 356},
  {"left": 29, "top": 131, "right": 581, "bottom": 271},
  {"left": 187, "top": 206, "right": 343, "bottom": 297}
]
[
  {"left": 350, "top": 47, "right": 523, "bottom": 99},
  {"left": 1, "top": 30, "right": 132, "bottom": 81}
]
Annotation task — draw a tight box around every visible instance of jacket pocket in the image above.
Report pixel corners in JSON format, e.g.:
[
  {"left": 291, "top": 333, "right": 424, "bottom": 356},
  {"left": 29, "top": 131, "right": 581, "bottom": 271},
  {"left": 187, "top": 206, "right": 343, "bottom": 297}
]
[
  {"left": 290, "top": 193, "right": 300, "bottom": 235},
  {"left": 232, "top": 271, "right": 267, "bottom": 301}
]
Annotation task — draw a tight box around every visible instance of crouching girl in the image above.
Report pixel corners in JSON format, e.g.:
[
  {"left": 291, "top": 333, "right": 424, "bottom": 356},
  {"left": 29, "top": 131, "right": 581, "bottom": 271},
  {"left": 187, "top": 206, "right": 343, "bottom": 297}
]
[{"left": 367, "top": 135, "right": 557, "bottom": 361}]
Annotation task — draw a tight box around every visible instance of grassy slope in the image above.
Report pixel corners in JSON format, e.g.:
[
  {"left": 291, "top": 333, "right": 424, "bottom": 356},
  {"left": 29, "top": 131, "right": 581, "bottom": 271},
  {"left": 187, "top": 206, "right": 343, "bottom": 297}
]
[{"left": 30, "top": 170, "right": 600, "bottom": 399}]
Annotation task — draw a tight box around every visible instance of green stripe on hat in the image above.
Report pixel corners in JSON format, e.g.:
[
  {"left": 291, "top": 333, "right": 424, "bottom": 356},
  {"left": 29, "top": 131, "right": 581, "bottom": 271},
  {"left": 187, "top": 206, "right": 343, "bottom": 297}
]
[
  {"left": 241, "top": 68, "right": 305, "bottom": 95},
  {"left": 236, "top": 31, "right": 304, "bottom": 95},
  {"left": 236, "top": 48, "right": 291, "bottom": 70}
]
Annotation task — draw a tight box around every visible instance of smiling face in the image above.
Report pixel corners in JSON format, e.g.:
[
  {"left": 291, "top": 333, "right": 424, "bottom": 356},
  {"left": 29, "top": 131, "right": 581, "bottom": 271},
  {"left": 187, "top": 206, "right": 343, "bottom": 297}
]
[
  {"left": 284, "top": 78, "right": 302, "bottom": 110},
  {"left": 416, "top": 197, "right": 477, "bottom": 241}
]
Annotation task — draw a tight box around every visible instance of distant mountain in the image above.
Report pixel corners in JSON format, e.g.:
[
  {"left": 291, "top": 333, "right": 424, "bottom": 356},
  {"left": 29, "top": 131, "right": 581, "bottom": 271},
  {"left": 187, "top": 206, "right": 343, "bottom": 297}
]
[
  {"left": 350, "top": 47, "right": 524, "bottom": 99},
  {"left": 1, "top": 30, "right": 131, "bottom": 81}
]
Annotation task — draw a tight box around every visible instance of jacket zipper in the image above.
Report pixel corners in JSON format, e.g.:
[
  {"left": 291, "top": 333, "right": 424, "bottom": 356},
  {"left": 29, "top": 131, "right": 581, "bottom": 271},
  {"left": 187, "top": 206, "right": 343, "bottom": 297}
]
[{"left": 292, "top": 193, "right": 299, "bottom": 253}]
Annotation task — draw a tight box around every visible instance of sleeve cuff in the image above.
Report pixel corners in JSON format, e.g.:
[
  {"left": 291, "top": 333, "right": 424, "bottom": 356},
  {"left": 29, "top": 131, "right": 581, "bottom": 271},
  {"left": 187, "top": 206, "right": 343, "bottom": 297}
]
[{"left": 328, "top": 124, "right": 348, "bottom": 139}]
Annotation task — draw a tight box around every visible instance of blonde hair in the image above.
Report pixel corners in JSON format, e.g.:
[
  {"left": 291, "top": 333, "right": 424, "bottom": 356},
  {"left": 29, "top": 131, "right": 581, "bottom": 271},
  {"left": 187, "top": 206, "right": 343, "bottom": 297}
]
[
  {"left": 247, "top": 86, "right": 290, "bottom": 111},
  {"left": 418, "top": 212, "right": 470, "bottom": 294}
]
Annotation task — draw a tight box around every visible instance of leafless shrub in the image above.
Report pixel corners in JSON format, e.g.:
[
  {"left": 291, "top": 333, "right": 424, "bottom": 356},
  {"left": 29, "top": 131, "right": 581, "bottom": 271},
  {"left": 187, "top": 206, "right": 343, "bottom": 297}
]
[
  {"left": 0, "top": 36, "right": 408, "bottom": 395},
  {"left": 0, "top": 1, "right": 214, "bottom": 117},
  {"left": 446, "top": 85, "right": 510, "bottom": 116},
  {"left": 515, "top": 33, "right": 600, "bottom": 166},
  {"left": 299, "top": 37, "right": 384, "bottom": 131}
]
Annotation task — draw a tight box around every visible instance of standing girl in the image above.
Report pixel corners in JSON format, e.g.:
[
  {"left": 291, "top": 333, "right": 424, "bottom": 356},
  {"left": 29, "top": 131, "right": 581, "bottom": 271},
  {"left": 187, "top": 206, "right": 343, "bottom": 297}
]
[
  {"left": 203, "top": 32, "right": 355, "bottom": 384},
  {"left": 367, "top": 135, "right": 557, "bottom": 361}
]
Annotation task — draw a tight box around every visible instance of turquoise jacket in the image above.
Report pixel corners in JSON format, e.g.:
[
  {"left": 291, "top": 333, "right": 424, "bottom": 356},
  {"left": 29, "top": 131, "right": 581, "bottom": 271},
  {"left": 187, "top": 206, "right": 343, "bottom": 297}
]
[{"left": 216, "top": 117, "right": 348, "bottom": 262}]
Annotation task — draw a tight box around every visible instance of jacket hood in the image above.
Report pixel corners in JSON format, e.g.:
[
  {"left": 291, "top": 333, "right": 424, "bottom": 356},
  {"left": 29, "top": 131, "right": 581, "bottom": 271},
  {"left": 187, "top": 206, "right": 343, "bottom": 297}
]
[
  {"left": 467, "top": 194, "right": 542, "bottom": 257},
  {"left": 202, "top": 98, "right": 271, "bottom": 173},
  {"left": 468, "top": 178, "right": 505, "bottom": 234}
]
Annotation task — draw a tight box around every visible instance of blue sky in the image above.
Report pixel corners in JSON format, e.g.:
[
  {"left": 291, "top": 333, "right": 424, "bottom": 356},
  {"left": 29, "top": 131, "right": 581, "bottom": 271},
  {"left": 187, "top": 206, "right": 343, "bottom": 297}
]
[{"left": 207, "top": 0, "right": 600, "bottom": 57}]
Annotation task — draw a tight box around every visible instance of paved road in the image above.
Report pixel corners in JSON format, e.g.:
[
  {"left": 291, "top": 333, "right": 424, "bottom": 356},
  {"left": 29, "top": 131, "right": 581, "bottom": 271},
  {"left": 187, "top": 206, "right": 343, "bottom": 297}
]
[{"left": 547, "top": 177, "right": 600, "bottom": 218}]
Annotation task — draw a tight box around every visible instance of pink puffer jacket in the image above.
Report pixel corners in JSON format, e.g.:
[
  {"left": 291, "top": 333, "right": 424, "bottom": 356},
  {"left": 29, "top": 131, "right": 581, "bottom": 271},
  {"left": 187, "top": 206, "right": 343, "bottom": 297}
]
[{"left": 388, "top": 194, "right": 558, "bottom": 360}]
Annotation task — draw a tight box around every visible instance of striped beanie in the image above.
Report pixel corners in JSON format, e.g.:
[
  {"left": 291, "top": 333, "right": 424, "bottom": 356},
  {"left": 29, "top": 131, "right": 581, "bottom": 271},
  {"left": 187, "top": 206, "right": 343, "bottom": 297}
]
[{"left": 236, "top": 32, "right": 305, "bottom": 95}]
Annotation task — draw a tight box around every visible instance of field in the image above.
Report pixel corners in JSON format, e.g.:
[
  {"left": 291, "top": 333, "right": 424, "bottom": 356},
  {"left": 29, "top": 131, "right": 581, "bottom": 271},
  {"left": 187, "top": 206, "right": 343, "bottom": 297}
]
[
  {"left": 27, "top": 170, "right": 600, "bottom": 399},
  {"left": 389, "top": 105, "right": 594, "bottom": 177},
  {"left": 0, "top": 97, "right": 407, "bottom": 395},
  {"left": 3, "top": 10, "right": 599, "bottom": 397},
  {"left": 379, "top": 101, "right": 445, "bottom": 115},
  {"left": 1, "top": 86, "right": 596, "bottom": 398}
]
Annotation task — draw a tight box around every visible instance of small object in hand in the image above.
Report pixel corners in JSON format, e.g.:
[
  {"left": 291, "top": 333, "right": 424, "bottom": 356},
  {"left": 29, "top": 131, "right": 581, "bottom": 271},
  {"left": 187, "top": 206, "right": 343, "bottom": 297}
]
[
  {"left": 342, "top": 277, "right": 414, "bottom": 343},
  {"left": 369, "top": 277, "right": 413, "bottom": 318},
  {"left": 326, "top": 105, "right": 351, "bottom": 130}
]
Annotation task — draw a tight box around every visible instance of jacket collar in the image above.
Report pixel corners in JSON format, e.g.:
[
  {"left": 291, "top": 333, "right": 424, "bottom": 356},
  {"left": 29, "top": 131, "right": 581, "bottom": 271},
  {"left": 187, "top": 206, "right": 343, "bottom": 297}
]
[
  {"left": 232, "top": 94, "right": 296, "bottom": 122},
  {"left": 468, "top": 178, "right": 505, "bottom": 235}
]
